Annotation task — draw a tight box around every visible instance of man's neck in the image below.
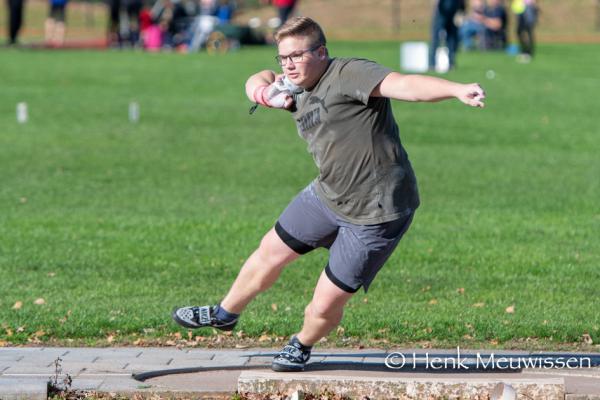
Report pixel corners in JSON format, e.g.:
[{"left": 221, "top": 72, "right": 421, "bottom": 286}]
[{"left": 304, "top": 58, "right": 331, "bottom": 91}]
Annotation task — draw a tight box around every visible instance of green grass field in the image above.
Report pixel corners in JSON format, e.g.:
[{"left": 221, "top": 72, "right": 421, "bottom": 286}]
[{"left": 1, "top": 43, "right": 599, "bottom": 350}]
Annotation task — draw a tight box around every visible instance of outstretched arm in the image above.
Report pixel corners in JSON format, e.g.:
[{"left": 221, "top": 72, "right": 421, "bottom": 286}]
[{"left": 371, "top": 72, "right": 486, "bottom": 108}]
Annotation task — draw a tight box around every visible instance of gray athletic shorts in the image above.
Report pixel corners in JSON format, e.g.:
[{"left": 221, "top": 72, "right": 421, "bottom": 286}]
[{"left": 275, "top": 183, "right": 414, "bottom": 293}]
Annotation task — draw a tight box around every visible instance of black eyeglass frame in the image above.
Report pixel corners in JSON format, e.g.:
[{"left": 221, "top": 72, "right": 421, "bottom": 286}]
[{"left": 275, "top": 44, "right": 324, "bottom": 66}]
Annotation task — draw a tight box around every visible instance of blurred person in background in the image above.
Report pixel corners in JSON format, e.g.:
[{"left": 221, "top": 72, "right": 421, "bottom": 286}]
[
  {"left": 6, "top": 0, "right": 25, "bottom": 45},
  {"left": 512, "top": 0, "right": 538, "bottom": 62},
  {"left": 107, "top": 0, "right": 121, "bottom": 46},
  {"left": 123, "top": 0, "right": 143, "bottom": 46},
  {"left": 214, "top": 0, "right": 235, "bottom": 24},
  {"left": 429, "top": 0, "right": 465, "bottom": 71},
  {"left": 45, "top": 0, "right": 68, "bottom": 47},
  {"left": 481, "top": 0, "right": 507, "bottom": 49},
  {"left": 151, "top": 0, "right": 191, "bottom": 48},
  {"left": 459, "top": 0, "right": 486, "bottom": 50},
  {"left": 261, "top": 0, "right": 298, "bottom": 26},
  {"left": 274, "top": 0, "right": 297, "bottom": 24}
]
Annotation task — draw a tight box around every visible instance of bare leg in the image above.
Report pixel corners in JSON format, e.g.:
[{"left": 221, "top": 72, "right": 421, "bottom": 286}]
[
  {"left": 220, "top": 227, "right": 299, "bottom": 314},
  {"left": 44, "top": 18, "right": 55, "bottom": 44},
  {"left": 296, "top": 270, "right": 354, "bottom": 346},
  {"left": 54, "top": 21, "right": 66, "bottom": 46}
]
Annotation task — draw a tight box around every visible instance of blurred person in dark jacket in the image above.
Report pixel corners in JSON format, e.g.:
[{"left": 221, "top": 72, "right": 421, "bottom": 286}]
[
  {"left": 6, "top": 0, "right": 25, "bottom": 45},
  {"left": 429, "top": 0, "right": 465, "bottom": 70}
]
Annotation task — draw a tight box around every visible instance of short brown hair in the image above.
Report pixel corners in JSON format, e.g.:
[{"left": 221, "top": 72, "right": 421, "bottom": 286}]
[{"left": 274, "top": 17, "right": 327, "bottom": 47}]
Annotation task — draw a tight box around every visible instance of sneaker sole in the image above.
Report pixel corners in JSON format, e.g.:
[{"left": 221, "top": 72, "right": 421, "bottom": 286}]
[{"left": 271, "top": 361, "right": 305, "bottom": 372}]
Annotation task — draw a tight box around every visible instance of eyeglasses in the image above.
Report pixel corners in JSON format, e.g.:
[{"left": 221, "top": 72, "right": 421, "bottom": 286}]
[{"left": 275, "top": 44, "right": 322, "bottom": 66}]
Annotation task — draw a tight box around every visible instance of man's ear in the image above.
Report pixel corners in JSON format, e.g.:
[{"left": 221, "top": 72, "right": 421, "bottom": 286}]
[{"left": 320, "top": 47, "right": 328, "bottom": 59}]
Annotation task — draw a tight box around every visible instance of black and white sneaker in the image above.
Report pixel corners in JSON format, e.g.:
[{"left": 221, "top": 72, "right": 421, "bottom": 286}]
[
  {"left": 271, "top": 336, "right": 312, "bottom": 372},
  {"left": 171, "top": 305, "right": 238, "bottom": 331}
]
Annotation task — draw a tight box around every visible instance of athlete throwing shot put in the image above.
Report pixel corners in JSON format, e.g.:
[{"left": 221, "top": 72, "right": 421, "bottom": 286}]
[{"left": 173, "top": 17, "right": 486, "bottom": 372}]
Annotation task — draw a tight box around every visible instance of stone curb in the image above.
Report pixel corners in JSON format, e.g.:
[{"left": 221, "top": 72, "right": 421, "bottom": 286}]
[
  {"left": 0, "top": 378, "right": 48, "bottom": 400},
  {"left": 237, "top": 371, "right": 566, "bottom": 399}
]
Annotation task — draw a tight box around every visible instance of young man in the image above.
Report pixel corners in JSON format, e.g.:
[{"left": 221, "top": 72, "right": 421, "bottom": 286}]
[{"left": 173, "top": 17, "right": 485, "bottom": 372}]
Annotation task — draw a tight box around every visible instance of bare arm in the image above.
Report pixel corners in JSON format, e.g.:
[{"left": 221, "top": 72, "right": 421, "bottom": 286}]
[
  {"left": 245, "top": 70, "right": 295, "bottom": 110},
  {"left": 245, "top": 70, "right": 276, "bottom": 102},
  {"left": 371, "top": 72, "right": 486, "bottom": 108},
  {"left": 482, "top": 15, "right": 503, "bottom": 30}
]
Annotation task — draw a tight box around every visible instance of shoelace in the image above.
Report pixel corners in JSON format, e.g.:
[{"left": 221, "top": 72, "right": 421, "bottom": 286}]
[
  {"left": 197, "top": 306, "right": 212, "bottom": 325},
  {"left": 278, "top": 344, "right": 310, "bottom": 363}
]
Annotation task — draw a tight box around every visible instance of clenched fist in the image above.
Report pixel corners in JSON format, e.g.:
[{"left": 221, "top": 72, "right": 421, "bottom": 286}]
[{"left": 253, "top": 75, "right": 301, "bottom": 109}]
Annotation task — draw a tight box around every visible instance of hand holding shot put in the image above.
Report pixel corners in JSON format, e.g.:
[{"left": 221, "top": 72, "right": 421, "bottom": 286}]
[
  {"left": 173, "top": 17, "right": 485, "bottom": 372},
  {"left": 250, "top": 73, "right": 301, "bottom": 109}
]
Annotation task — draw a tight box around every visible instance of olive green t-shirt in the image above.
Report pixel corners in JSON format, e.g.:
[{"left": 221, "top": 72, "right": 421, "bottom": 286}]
[{"left": 291, "top": 57, "right": 420, "bottom": 224}]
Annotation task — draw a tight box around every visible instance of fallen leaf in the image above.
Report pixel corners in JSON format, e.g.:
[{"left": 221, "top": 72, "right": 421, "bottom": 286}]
[
  {"left": 34, "top": 298, "right": 45, "bottom": 305},
  {"left": 271, "top": 303, "right": 278, "bottom": 312},
  {"left": 258, "top": 334, "right": 271, "bottom": 342},
  {"left": 363, "top": 297, "right": 368, "bottom": 303},
  {"left": 336, "top": 326, "right": 345, "bottom": 335},
  {"left": 106, "top": 335, "right": 115, "bottom": 343},
  {"left": 34, "top": 330, "right": 45, "bottom": 338},
  {"left": 5, "top": 328, "right": 13, "bottom": 337},
  {"left": 20, "top": 197, "right": 27, "bottom": 204},
  {"left": 505, "top": 305, "right": 515, "bottom": 314},
  {"left": 12, "top": 301, "right": 23, "bottom": 310},
  {"left": 165, "top": 340, "right": 176, "bottom": 346},
  {"left": 0, "top": 340, "right": 8, "bottom": 347},
  {"left": 47, "top": 272, "right": 56, "bottom": 277},
  {"left": 421, "top": 285, "right": 431, "bottom": 292},
  {"left": 490, "top": 339, "right": 499, "bottom": 345},
  {"left": 235, "top": 344, "right": 249, "bottom": 349},
  {"left": 582, "top": 333, "right": 594, "bottom": 345},
  {"left": 472, "top": 302, "right": 485, "bottom": 308},
  {"left": 428, "top": 299, "right": 438, "bottom": 305},
  {"left": 236, "top": 330, "right": 245, "bottom": 338},
  {"left": 173, "top": 332, "right": 182, "bottom": 339},
  {"left": 463, "top": 334, "right": 473, "bottom": 340},
  {"left": 187, "top": 330, "right": 193, "bottom": 340},
  {"left": 16, "top": 326, "right": 25, "bottom": 333},
  {"left": 457, "top": 288, "right": 465, "bottom": 294}
]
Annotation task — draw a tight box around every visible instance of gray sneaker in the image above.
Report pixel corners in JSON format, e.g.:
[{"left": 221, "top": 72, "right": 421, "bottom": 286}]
[
  {"left": 171, "top": 305, "right": 237, "bottom": 331},
  {"left": 271, "top": 336, "right": 312, "bottom": 372}
]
